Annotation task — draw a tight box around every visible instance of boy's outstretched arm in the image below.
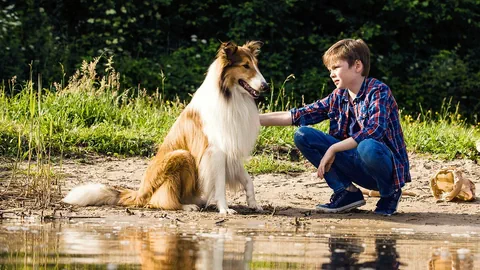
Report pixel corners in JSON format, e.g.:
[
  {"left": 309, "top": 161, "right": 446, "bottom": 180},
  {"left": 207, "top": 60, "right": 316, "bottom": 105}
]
[{"left": 259, "top": 112, "right": 292, "bottom": 126}]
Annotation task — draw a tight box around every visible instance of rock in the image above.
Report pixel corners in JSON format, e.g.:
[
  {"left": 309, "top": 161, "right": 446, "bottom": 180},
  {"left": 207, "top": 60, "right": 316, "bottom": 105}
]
[{"left": 476, "top": 140, "right": 480, "bottom": 153}]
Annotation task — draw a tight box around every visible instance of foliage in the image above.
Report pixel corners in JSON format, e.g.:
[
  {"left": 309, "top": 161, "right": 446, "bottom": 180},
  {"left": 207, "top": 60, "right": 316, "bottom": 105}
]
[{"left": 1, "top": 0, "right": 480, "bottom": 120}]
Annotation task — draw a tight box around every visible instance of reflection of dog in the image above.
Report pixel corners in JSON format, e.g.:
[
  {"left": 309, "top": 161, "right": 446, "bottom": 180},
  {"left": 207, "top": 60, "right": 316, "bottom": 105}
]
[
  {"left": 120, "top": 227, "right": 254, "bottom": 270},
  {"left": 63, "top": 41, "right": 269, "bottom": 214},
  {"left": 122, "top": 231, "right": 198, "bottom": 269}
]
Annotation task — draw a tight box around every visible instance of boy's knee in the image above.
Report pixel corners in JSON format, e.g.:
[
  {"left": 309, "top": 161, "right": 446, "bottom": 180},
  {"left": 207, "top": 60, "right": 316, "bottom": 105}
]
[
  {"left": 358, "top": 139, "right": 385, "bottom": 165},
  {"left": 294, "top": 126, "right": 331, "bottom": 149},
  {"left": 358, "top": 138, "right": 376, "bottom": 152},
  {"left": 293, "top": 126, "right": 311, "bottom": 148}
]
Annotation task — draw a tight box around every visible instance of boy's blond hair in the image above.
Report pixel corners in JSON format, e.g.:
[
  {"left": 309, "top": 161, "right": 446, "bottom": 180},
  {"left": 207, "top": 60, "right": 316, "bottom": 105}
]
[{"left": 322, "top": 39, "right": 370, "bottom": 77}]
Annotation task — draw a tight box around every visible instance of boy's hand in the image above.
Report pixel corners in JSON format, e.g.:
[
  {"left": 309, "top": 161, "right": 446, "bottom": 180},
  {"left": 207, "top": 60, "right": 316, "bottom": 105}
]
[
  {"left": 317, "top": 148, "right": 336, "bottom": 178},
  {"left": 317, "top": 138, "right": 358, "bottom": 178}
]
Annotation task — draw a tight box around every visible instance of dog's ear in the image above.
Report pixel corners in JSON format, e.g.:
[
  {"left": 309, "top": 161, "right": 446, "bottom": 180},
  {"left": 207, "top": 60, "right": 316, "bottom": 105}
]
[
  {"left": 245, "top": 41, "right": 263, "bottom": 56},
  {"left": 223, "top": 41, "right": 238, "bottom": 58},
  {"left": 218, "top": 41, "right": 238, "bottom": 65}
]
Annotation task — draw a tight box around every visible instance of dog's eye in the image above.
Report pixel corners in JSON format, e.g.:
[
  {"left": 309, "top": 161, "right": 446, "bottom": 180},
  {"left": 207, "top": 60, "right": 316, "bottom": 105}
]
[{"left": 242, "top": 64, "right": 250, "bottom": 69}]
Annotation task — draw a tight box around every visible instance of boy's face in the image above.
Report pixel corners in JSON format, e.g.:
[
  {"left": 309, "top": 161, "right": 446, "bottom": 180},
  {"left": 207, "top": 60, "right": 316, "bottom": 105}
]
[{"left": 327, "top": 59, "right": 363, "bottom": 90}]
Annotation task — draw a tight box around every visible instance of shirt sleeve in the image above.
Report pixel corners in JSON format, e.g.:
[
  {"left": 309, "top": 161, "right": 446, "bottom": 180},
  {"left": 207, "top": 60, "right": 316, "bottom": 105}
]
[
  {"left": 351, "top": 84, "right": 391, "bottom": 144},
  {"left": 290, "top": 94, "right": 331, "bottom": 126}
]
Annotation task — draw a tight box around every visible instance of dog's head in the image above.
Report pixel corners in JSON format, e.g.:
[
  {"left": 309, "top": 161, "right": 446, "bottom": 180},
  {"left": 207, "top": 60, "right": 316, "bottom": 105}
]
[{"left": 217, "top": 41, "right": 270, "bottom": 100}]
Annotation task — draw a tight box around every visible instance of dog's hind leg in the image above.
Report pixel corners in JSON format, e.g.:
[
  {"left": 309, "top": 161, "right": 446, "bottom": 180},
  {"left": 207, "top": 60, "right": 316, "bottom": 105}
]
[
  {"left": 119, "top": 155, "right": 167, "bottom": 207},
  {"left": 147, "top": 150, "right": 200, "bottom": 211}
]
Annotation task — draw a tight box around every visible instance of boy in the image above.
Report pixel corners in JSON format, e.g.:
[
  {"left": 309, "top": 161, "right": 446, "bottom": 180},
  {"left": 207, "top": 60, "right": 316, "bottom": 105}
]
[{"left": 260, "top": 39, "right": 410, "bottom": 216}]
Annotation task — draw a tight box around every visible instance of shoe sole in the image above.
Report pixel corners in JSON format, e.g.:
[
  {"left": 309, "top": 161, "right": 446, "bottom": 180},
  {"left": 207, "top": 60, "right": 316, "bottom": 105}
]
[
  {"left": 374, "top": 192, "right": 403, "bottom": 216},
  {"left": 373, "top": 209, "right": 397, "bottom": 216},
  {"left": 316, "top": 200, "right": 366, "bottom": 213}
]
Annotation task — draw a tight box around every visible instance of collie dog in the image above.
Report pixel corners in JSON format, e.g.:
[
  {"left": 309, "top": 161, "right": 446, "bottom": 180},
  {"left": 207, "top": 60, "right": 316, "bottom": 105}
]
[{"left": 63, "top": 41, "right": 269, "bottom": 214}]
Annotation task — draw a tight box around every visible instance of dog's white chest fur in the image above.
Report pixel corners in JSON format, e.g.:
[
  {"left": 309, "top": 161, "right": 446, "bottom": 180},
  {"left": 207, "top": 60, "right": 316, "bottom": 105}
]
[{"left": 190, "top": 72, "right": 260, "bottom": 160}]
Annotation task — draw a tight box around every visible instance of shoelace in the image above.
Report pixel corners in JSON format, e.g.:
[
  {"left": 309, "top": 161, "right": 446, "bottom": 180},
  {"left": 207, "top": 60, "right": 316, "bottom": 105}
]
[
  {"left": 329, "top": 193, "right": 337, "bottom": 203},
  {"left": 329, "top": 190, "right": 346, "bottom": 204}
]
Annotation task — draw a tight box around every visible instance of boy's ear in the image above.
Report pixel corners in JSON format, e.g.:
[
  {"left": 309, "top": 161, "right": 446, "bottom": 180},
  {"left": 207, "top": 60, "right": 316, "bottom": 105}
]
[{"left": 355, "top": 60, "right": 363, "bottom": 73}]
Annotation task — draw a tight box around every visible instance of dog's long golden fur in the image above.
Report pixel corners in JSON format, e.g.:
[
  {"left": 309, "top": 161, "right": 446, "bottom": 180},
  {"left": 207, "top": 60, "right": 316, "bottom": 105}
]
[
  {"left": 119, "top": 109, "right": 206, "bottom": 210},
  {"left": 63, "top": 41, "right": 269, "bottom": 214}
]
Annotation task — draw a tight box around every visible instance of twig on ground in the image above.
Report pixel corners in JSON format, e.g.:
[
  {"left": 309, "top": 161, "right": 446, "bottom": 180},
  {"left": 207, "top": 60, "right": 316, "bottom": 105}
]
[
  {"left": 215, "top": 219, "right": 226, "bottom": 225},
  {"left": 360, "top": 188, "right": 417, "bottom": 197},
  {"left": 303, "top": 181, "right": 328, "bottom": 187},
  {"left": 271, "top": 206, "right": 277, "bottom": 216}
]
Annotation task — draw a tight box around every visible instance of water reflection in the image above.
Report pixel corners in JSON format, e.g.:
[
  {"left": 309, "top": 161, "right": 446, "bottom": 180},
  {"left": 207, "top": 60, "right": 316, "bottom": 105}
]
[
  {"left": 321, "top": 237, "right": 400, "bottom": 269},
  {"left": 429, "top": 247, "right": 474, "bottom": 270},
  {"left": 371, "top": 239, "right": 401, "bottom": 269},
  {"left": 321, "top": 236, "right": 365, "bottom": 268},
  {"left": 0, "top": 219, "right": 478, "bottom": 269},
  {"left": 126, "top": 232, "right": 197, "bottom": 270}
]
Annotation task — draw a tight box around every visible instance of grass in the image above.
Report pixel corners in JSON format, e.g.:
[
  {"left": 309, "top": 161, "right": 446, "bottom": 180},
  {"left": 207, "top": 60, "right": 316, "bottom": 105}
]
[
  {"left": 1, "top": 56, "right": 479, "bottom": 207},
  {"left": 1, "top": 58, "right": 181, "bottom": 158},
  {"left": 403, "top": 99, "right": 480, "bottom": 159}
]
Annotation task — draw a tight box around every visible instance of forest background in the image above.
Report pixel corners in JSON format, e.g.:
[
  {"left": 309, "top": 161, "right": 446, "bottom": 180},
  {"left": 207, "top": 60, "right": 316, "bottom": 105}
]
[{"left": 1, "top": 0, "right": 480, "bottom": 122}]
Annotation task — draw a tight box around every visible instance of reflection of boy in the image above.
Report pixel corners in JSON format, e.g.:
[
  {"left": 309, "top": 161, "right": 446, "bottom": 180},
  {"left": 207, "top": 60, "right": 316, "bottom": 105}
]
[
  {"left": 323, "top": 237, "right": 364, "bottom": 268},
  {"left": 373, "top": 238, "right": 400, "bottom": 269},
  {"left": 260, "top": 39, "right": 410, "bottom": 215}
]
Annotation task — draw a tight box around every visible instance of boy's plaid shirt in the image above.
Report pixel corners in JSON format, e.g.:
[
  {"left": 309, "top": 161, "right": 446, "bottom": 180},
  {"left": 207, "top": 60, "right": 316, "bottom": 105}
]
[{"left": 290, "top": 77, "right": 411, "bottom": 189}]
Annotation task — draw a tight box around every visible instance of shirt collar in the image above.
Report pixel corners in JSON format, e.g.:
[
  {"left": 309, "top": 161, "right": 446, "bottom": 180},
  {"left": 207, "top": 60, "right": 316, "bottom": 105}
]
[
  {"left": 356, "top": 77, "right": 368, "bottom": 100},
  {"left": 340, "top": 77, "right": 368, "bottom": 103},
  {"left": 341, "top": 89, "right": 349, "bottom": 103}
]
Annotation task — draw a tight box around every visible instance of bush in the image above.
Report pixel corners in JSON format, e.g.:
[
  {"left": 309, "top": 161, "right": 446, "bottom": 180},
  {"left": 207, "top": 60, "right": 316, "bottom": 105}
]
[{"left": 1, "top": 0, "right": 480, "bottom": 120}]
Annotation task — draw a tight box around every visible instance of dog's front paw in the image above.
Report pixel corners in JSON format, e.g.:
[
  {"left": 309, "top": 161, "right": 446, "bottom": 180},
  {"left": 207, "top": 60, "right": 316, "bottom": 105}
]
[
  {"left": 219, "top": 208, "right": 237, "bottom": 215},
  {"left": 248, "top": 201, "right": 263, "bottom": 212},
  {"left": 252, "top": 205, "right": 264, "bottom": 212},
  {"left": 182, "top": 204, "right": 200, "bottom": 212}
]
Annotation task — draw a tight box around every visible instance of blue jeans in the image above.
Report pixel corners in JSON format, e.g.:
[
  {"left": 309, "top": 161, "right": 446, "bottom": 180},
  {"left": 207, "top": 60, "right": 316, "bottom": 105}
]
[{"left": 294, "top": 126, "right": 395, "bottom": 197}]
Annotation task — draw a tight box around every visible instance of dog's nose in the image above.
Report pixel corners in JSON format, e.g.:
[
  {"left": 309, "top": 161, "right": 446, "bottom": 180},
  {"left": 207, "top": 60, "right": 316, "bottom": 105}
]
[{"left": 260, "top": 82, "right": 270, "bottom": 92}]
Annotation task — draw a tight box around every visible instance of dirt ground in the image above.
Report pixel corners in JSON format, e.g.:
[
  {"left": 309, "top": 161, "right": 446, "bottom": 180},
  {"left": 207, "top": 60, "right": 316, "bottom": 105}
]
[{"left": 1, "top": 153, "right": 479, "bottom": 231}]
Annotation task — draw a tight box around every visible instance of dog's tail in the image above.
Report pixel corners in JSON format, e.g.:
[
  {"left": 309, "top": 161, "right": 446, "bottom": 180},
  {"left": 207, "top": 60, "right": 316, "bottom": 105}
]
[
  {"left": 62, "top": 183, "right": 122, "bottom": 206},
  {"left": 62, "top": 183, "right": 149, "bottom": 207},
  {"left": 62, "top": 149, "right": 198, "bottom": 208}
]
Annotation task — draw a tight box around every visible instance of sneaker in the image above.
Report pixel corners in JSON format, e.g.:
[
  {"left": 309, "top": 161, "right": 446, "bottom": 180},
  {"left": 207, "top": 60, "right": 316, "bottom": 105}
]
[
  {"left": 374, "top": 189, "right": 402, "bottom": 216},
  {"left": 316, "top": 189, "right": 366, "bottom": 213}
]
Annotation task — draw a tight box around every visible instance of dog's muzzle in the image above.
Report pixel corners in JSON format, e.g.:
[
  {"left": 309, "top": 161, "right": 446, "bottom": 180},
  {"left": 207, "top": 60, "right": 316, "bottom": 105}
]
[{"left": 239, "top": 80, "right": 269, "bottom": 99}]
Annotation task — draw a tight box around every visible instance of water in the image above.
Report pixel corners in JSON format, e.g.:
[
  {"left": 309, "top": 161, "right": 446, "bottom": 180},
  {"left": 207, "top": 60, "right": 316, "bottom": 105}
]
[{"left": 0, "top": 217, "right": 478, "bottom": 269}]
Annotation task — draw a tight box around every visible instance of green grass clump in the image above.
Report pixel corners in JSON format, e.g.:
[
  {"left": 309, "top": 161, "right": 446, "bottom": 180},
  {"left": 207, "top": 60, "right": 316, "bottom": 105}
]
[
  {"left": 0, "top": 58, "right": 183, "bottom": 158},
  {"left": 245, "top": 154, "right": 305, "bottom": 175},
  {"left": 402, "top": 99, "right": 480, "bottom": 159},
  {"left": 1, "top": 57, "right": 479, "bottom": 175}
]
